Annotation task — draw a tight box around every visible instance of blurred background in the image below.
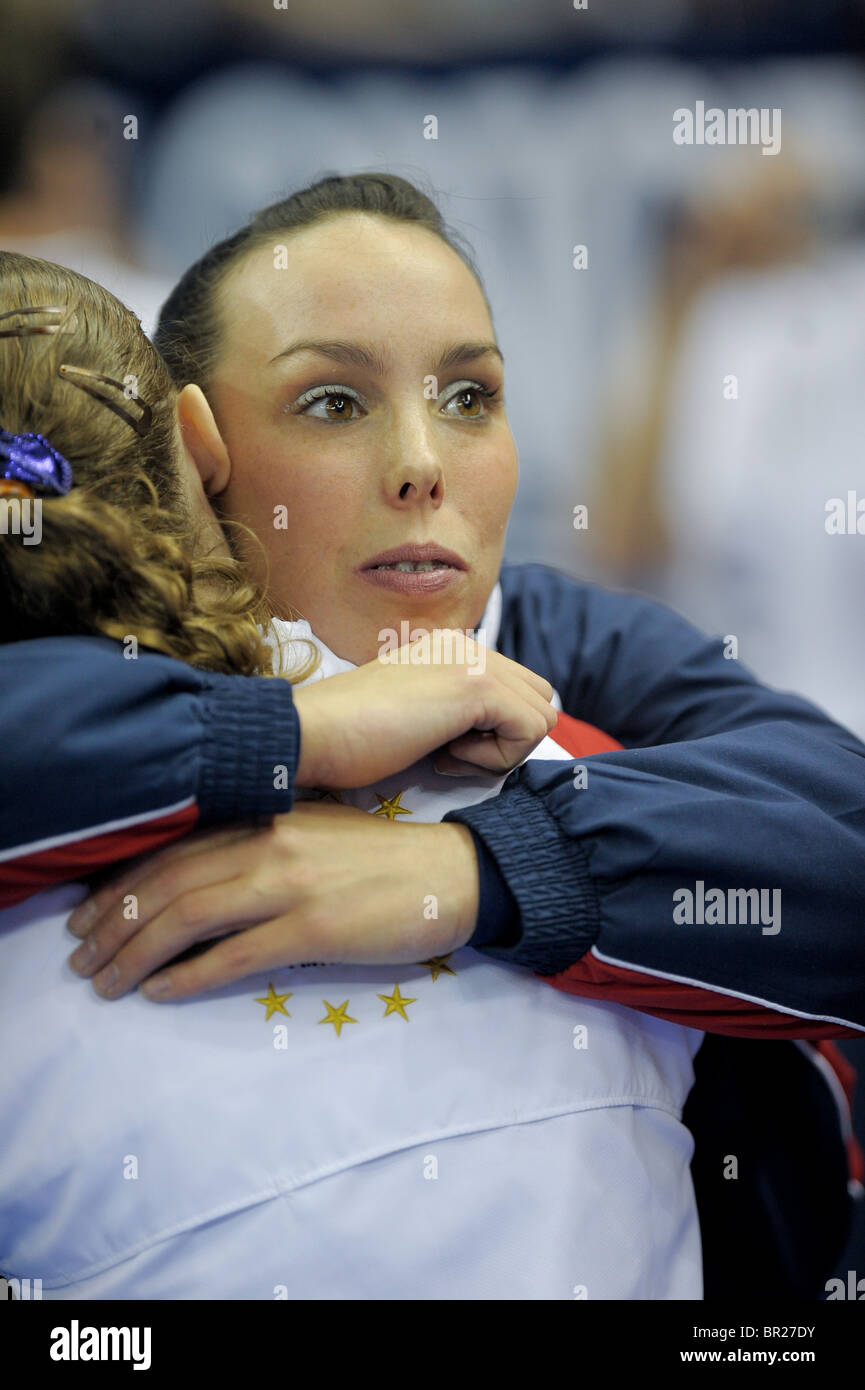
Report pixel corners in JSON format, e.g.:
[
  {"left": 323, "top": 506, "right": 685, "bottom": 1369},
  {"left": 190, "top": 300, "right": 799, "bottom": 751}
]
[{"left": 2, "top": 0, "right": 864, "bottom": 1292}]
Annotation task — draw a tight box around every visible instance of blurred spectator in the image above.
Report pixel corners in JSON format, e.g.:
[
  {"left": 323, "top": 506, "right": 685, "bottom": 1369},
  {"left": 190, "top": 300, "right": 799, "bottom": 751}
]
[
  {"left": 0, "top": 83, "right": 169, "bottom": 336},
  {"left": 589, "top": 156, "right": 865, "bottom": 740}
]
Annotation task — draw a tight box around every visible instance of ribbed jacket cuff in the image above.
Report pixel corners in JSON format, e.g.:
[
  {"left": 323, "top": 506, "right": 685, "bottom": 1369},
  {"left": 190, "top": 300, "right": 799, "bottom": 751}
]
[
  {"left": 444, "top": 781, "right": 600, "bottom": 973},
  {"left": 197, "top": 674, "right": 299, "bottom": 823},
  {"left": 466, "top": 830, "right": 521, "bottom": 949}
]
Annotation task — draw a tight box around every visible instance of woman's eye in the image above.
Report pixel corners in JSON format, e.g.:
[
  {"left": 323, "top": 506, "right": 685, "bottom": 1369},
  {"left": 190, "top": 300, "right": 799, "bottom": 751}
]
[
  {"left": 293, "top": 387, "right": 363, "bottom": 421},
  {"left": 441, "top": 383, "right": 497, "bottom": 419}
]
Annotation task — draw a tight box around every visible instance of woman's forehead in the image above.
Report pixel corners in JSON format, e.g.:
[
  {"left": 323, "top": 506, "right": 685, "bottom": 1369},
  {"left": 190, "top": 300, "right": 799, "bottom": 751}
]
[{"left": 215, "top": 216, "right": 492, "bottom": 360}]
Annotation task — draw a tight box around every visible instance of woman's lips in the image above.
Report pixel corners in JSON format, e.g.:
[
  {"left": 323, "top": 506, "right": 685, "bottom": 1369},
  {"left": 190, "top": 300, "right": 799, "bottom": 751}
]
[{"left": 358, "top": 564, "right": 462, "bottom": 595}]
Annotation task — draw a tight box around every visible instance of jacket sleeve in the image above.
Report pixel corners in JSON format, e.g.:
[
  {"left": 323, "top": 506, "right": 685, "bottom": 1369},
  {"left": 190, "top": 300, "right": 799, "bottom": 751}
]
[
  {"left": 0, "top": 635, "right": 300, "bottom": 907},
  {"left": 448, "top": 564, "right": 865, "bottom": 1038}
]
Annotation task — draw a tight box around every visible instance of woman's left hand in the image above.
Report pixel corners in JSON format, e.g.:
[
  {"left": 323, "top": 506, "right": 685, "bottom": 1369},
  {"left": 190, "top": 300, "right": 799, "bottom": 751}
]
[{"left": 65, "top": 803, "right": 480, "bottom": 1001}]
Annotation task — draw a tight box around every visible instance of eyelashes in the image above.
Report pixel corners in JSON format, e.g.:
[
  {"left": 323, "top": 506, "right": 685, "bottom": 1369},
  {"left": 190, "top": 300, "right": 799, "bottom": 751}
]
[
  {"left": 441, "top": 382, "right": 500, "bottom": 419},
  {"left": 285, "top": 380, "right": 502, "bottom": 421},
  {"left": 285, "top": 384, "right": 364, "bottom": 419}
]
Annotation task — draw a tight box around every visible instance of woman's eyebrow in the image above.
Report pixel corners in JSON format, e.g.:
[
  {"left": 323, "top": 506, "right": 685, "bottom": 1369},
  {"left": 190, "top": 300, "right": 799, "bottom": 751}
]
[
  {"left": 269, "top": 339, "right": 504, "bottom": 371},
  {"left": 436, "top": 342, "right": 505, "bottom": 370},
  {"left": 270, "top": 339, "right": 386, "bottom": 372}
]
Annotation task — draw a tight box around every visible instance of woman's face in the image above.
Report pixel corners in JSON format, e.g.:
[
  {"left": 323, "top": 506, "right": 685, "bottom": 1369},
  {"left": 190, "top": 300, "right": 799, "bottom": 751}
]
[{"left": 207, "top": 213, "right": 518, "bottom": 665}]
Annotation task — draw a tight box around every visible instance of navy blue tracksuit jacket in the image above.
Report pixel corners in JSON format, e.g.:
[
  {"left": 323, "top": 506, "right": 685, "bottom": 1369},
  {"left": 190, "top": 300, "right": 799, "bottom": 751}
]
[{"left": 1, "top": 562, "right": 862, "bottom": 1297}]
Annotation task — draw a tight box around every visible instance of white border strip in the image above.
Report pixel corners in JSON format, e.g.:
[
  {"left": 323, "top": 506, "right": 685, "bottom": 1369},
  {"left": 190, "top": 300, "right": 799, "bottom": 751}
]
[
  {"left": 0, "top": 796, "right": 196, "bottom": 864},
  {"left": 795, "top": 1039, "right": 865, "bottom": 1198},
  {"left": 796, "top": 1039, "right": 854, "bottom": 1140},
  {"left": 589, "top": 944, "right": 865, "bottom": 1035}
]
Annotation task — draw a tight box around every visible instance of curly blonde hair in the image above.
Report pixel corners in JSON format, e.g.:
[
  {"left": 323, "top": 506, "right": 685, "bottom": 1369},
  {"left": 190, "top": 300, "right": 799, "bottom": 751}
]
[{"left": 0, "top": 252, "right": 315, "bottom": 679}]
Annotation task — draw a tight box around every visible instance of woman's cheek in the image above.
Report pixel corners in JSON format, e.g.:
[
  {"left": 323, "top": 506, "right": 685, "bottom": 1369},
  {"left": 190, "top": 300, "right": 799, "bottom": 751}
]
[{"left": 477, "top": 454, "right": 518, "bottom": 528}]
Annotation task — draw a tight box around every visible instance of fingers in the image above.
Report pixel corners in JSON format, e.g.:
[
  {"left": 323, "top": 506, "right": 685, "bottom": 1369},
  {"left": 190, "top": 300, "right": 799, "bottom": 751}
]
[
  {"left": 479, "top": 645, "right": 554, "bottom": 703},
  {"left": 67, "top": 834, "right": 268, "bottom": 987},
  {"left": 432, "top": 744, "right": 504, "bottom": 777},
  {"left": 398, "top": 628, "right": 554, "bottom": 703},
  {"left": 466, "top": 658, "right": 556, "bottom": 734},
  {"left": 443, "top": 729, "right": 539, "bottom": 773},
  {"left": 79, "top": 878, "right": 273, "bottom": 999},
  {"left": 469, "top": 676, "right": 557, "bottom": 746},
  {"left": 441, "top": 667, "right": 558, "bottom": 770},
  {"left": 67, "top": 824, "right": 260, "bottom": 939},
  {"left": 67, "top": 811, "right": 364, "bottom": 999},
  {"left": 137, "top": 919, "right": 301, "bottom": 1002},
  {"left": 426, "top": 655, "right": 558, "bottom": 775}
]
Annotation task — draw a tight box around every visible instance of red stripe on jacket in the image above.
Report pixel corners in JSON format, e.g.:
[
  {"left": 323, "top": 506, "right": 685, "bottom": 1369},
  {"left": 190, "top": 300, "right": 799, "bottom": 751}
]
[
  {"left": 543, "top": 949, "right": 861, "bottom": 1040},
  {"left": 811, "top": 1041, "right": 865, "bottom": 1188},
  {"left": 0, "top": 801, "right": 200, "bottom": 909},
  {"left": 551, "top": 709, "right": 624, "bottom": 757}
]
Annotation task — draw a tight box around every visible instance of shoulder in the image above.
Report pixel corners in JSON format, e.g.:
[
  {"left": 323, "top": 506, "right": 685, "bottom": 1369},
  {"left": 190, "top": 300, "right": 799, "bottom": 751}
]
[
  {"left": 0, "top": 634, "right": 218, "bottom": 692},
  {"left": 495, "top": 563, "right": 729, "bottom": 720},
  {"left": 497, "top": 562, "right": 699, "bottom": 645},
  {"left": 0, "top": 636, "right": 228, "bottom": 759}
]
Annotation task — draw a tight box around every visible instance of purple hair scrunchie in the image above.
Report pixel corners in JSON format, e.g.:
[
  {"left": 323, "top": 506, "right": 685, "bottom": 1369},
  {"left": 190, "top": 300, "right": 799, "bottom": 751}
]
[{"left": 0, "top": 428, "right": 73, "bottom": 496}]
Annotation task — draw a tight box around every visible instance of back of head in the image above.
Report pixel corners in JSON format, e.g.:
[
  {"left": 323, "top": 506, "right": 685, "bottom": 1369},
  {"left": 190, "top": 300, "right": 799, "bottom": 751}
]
[{"left": 0, "top": 251, "right": 273, "bottom": 673}]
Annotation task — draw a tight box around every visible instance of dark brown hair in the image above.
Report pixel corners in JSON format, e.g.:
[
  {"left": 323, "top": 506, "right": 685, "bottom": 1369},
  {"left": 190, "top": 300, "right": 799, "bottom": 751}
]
[{"left": 154, "top": 172, "right": 488, "bottom": 391}]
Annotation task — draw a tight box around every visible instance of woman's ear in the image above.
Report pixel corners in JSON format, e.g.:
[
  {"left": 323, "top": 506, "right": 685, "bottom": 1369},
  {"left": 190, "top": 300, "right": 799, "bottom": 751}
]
[{"left": 176, "top": 383, "right": 232, "bottom": 496}]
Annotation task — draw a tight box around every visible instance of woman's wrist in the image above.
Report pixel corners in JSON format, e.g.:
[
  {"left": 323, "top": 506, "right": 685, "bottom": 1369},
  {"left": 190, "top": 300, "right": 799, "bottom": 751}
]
[
  {"left": 291, "top": 685, "right": 321, "bottom": 788},
  {"left": 430, "top": 822, "right": 480, "bottom": 950}
]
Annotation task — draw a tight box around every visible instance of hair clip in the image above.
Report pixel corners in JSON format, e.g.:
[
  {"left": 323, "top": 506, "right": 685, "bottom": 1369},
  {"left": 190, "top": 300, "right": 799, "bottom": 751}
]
[
  {"left": 0, "top": 305, "right": 76, "bottom": 339},
  {"left": 0, "top": 479, "right": 35, "bottom": 500},
  {"left": 57, "top": 363, "right": 153, "bottom": 438},
  {"left": 0, "top": 427, "right": 73, "bottom": 496}
]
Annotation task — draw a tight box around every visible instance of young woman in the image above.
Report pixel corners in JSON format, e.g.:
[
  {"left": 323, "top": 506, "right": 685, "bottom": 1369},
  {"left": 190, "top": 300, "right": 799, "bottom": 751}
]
[{"left": 0, "top": 251, "right": 704, "bottom": 1299}]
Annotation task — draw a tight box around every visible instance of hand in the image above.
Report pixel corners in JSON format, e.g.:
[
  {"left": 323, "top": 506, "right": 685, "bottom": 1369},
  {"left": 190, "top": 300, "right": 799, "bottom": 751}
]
[
  {"left": 67, "top": 802, "right": 480, "bottom": 1001},
  {"left": 292, "top": 630, "right": 556, "bottom": 786}
]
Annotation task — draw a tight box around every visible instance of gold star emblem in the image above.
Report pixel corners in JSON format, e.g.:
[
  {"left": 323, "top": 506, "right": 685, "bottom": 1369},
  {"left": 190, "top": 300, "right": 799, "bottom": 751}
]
[
  {"left": 255, "top": 983, "right": 293, "bottom": 1019},
  {"left": 377, "top": 984, "right": 418, "bottom": 1020},
  {"left": 420, "top": 954, "right": 456, "bottom": 981},
  {"left": 373, "top": 791, "right": 413, "bottom": 820},
  {"left": 319, "top": 999, "right": 357, "bottom": 1036},
  {"left": 321, "top": 789, "right": 344, "bottom": 803}
]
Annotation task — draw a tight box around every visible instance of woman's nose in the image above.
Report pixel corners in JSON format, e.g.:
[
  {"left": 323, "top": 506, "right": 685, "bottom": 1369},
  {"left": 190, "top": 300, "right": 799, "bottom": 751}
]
[{"left": 380, "top": 405, "right": 444, "bottom": 507}]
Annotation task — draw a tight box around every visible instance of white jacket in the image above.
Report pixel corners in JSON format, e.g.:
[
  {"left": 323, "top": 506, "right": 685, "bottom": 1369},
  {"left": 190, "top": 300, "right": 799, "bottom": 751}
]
[{"left": 0, "top": 602, "right": 703, "bottom": 1300}]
